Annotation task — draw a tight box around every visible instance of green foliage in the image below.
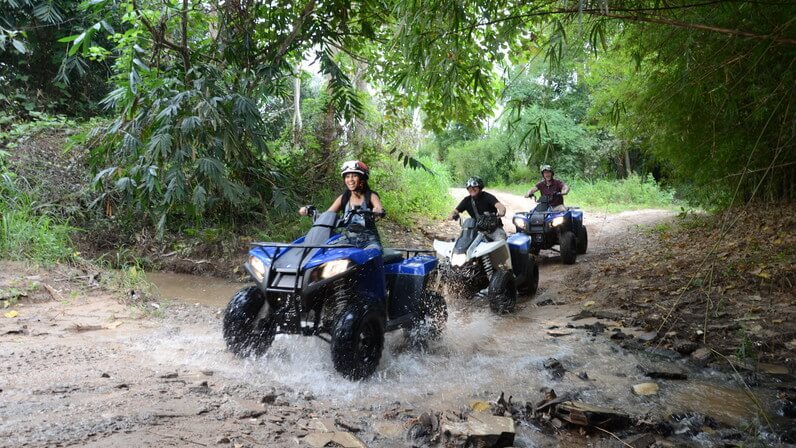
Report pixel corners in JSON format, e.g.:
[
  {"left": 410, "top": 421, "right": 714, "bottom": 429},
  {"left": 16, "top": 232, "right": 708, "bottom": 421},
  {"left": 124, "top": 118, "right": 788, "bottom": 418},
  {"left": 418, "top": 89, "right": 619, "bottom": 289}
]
[
  {"left": 373, "top": 157, "right": 452, "bottom": 226},
  {"left": 496, "top": 175, "right": 675, "bottom": 212},
  {"left": 444, "top": 135, "right": 514, "bottom": 187},
  {"left": 377, "top": 0, "right": 541, "bottom": 132},
  {"left": 72, "top": 0, "right": 390, "bottom": 231},
  {"left": 0, "top": 124, "right": 76, "bottom": 263},
  {"left": 0, "top": 170, "right": 74, "bottom": 264},
  {"left": 587, "top": 2, "right": 796, "bottom": 206},
  {"left": 503, "top": 103, "right": 603, "bottom": 178},
  {"left": 0, "top": 111, "right": 74, "bottom": 148},
  {"left": 90, "top": 65, "right": 287, "bottom": 234},
  {"left": 0, "top": 0, "right": 113, "bottom": 116}
]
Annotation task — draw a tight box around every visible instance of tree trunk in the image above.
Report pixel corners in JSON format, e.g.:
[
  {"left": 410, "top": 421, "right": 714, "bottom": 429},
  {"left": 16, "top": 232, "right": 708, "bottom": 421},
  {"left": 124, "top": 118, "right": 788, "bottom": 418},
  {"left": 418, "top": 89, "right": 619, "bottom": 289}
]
[
  {"left": 292, "top": 62, "right": 303, "bottom": 146},
  {"left": 624, "top": 150, "right": 632, "bottom": 178}
]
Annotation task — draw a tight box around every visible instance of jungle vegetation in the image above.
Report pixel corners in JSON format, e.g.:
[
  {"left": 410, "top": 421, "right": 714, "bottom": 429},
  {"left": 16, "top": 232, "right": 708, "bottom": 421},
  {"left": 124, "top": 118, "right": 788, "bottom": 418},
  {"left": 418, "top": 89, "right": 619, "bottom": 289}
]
[{"left": 1, "top": 0, "right": 794, "bottom": 246}]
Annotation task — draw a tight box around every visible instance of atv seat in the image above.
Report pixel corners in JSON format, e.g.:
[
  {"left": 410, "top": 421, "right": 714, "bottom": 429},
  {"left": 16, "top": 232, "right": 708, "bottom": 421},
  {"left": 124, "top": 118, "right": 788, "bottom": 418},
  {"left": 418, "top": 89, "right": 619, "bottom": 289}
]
[{"left": 382, "top": 248, "right": 404, "bottom": 265}]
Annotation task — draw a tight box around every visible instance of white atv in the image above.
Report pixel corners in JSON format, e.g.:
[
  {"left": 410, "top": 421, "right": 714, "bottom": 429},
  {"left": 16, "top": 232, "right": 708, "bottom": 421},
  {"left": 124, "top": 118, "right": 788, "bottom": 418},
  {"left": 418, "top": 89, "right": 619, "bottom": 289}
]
[{"left": 433, "top": 214, "right": 538, "bottom": 314}]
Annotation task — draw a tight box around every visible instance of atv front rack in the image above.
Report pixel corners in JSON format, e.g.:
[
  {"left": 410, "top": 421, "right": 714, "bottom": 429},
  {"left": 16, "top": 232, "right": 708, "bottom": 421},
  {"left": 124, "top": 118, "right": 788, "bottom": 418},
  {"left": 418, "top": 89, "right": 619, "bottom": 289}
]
[{"left": 248, "top": 242, "right": 356, "bottom": 294}]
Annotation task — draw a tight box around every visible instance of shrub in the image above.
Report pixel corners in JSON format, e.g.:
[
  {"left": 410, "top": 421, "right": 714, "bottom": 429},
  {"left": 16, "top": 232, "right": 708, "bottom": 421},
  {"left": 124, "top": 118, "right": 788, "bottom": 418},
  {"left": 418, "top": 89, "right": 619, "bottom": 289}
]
[
  {"left": 0, "top": 172, "right": 74, "bottom": 264},
  {"left": 372, "top": 157, "right": 452, "bottom": 226},
  {"left": 495, "top": 174, "right": 675, "bottom": 212}
]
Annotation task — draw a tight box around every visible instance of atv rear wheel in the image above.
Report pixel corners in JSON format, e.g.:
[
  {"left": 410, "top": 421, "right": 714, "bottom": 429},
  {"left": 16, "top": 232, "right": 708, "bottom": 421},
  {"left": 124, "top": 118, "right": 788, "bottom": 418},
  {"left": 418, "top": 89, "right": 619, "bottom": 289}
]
[
  {"left": 517, "top": 255, "right": 539, "bottom": 296},
  {"left": 576, "top": 225, "right": 588, "bottom": 254},
  {"left": 405, "top": 290, "right": 448, "bottom": 349},
  {"left": 331, "top": 302, "right": 385, "bottom": 380},
  {"left": 223, "top": 286, "right": 279, "bottom": 357},
  {"left": 488, "top": 270, "right": 517, "bottom": 314},
  {"left": 560, "top": 230, "right": 577, "bottom": 265}
]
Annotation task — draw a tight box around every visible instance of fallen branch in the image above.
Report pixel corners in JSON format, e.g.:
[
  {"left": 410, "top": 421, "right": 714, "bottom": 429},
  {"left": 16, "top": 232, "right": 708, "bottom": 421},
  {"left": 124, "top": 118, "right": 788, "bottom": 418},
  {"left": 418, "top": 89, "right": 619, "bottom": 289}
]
[
  {"left": 592, "top": 425, "right": 633, "bottom": 448},
  {"left": 43, "top": 284, "right": 62, "bottom": 301},
  {"left": 179, "top": 258, "right": 212, "bottom": 265}
]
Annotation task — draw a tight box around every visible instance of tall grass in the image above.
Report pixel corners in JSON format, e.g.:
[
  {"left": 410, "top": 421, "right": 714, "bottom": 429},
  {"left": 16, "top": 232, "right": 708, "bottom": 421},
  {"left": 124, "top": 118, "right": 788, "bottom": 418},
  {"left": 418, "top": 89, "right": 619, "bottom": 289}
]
[
  {"left": 494, "top": 175, "right": 676, "bottom": 212},
  {"left": 373, "top": 157, "right": 453, "bottom": 226},
  {"left": 0, "top": 172, "right": 74, "bottom": 264}
]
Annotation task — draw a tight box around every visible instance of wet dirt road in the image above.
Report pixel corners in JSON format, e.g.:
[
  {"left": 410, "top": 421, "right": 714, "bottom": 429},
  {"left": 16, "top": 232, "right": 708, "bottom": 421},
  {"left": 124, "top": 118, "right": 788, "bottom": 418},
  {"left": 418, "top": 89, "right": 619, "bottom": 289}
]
[{"left": 0, "top": 191, "right": 782, "bottom": 447}]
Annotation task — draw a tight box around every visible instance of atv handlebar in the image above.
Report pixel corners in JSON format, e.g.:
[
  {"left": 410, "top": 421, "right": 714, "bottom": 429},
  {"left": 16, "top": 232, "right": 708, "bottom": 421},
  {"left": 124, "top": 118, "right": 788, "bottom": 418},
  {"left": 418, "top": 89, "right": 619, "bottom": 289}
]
[
  {"left": 345, "top": 208, "right": 386, "bottom": 219},
  {"left": 302, "top": 206, "right": 385, "bottom": 224},
  {"left": 528, "top": 193, "right": 561, "bottom": 202}
]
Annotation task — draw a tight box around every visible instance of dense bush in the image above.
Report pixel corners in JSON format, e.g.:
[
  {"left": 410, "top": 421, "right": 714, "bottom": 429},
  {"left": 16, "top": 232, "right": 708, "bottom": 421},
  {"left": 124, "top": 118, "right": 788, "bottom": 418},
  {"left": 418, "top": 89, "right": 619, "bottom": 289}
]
[
  {"left": 371, "top": 157, "right": 452, "bottom": 226},
  {"left": 496, "top": 175, "right": 675, "bottom": 212},
  {"left": 0, "top": 166, "right": 74, "bottom": 264},
  {"left": 444, "top": 135, "right": 514, "bottom": 187}
]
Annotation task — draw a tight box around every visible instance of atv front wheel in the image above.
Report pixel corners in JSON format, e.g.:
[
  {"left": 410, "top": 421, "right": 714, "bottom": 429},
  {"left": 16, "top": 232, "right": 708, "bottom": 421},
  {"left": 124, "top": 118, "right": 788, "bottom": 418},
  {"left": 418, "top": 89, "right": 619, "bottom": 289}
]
[
  {"left": 517, "top": 255, "right": 539, "bottom": 296},
  {"left": 331, "top": 302, "right": 385, "bottom": 380},
  {"left": 559, "top": 230, "right": 577, "bottom": 265},
  {"left": 488, "top": 270, "right": 517, "bottom": 314},
  {"left": 405, "top": 290, "right": 448, "bottom": 349},
  {"left": 576, "top": 225, "right": 588, "bottom": 255},
  {"left": 223, "top": 286, "right": 279, "bottom": 357}
]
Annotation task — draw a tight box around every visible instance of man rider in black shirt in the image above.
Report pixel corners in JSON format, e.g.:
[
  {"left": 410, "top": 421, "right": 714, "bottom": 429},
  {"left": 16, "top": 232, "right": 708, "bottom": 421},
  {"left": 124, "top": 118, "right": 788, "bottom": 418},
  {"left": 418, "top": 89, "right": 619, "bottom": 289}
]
[{"left": 448, "top": 176, "right": 508, "bottom": 241}]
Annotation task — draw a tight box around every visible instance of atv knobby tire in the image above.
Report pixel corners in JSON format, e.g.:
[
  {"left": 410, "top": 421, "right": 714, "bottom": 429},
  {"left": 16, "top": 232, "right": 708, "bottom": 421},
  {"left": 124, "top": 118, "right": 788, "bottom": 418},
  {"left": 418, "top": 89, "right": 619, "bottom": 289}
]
[
  {"left": 331, "top": 302, "right": 385, "bottom": 380},
  {"left": 518, "top": 255, "right": 539, "bottom": 296},
  {"left": 560, "top": 230, "right": 577, "bottom": 265},
  {"left": 488, "top": 270, "right": 517, "bottom": 314},
  {"left": 405, "top": 290, "right": 448, "bottom": 349},
  {"left": 576, "top": 225, "right": 588, "bottom": 255},
  {"left": 223, "top": 286, "right": 279, "bottom": 357},
  {"left": 438, "top": 259, "right": 487, "bottom": 301}
]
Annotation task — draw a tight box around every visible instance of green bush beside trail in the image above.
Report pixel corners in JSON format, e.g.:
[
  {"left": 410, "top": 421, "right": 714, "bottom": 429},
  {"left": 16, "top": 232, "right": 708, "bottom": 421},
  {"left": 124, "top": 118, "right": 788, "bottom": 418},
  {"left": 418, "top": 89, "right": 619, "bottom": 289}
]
[
  {"left": 373, "top": 157, "right": 453, "bottom": 226},
  {"left": 0, "top": 171, "right": 74, "bottom": 264},
  {"left": 495, "top": 175, "right": 676, "bottom": 213}
]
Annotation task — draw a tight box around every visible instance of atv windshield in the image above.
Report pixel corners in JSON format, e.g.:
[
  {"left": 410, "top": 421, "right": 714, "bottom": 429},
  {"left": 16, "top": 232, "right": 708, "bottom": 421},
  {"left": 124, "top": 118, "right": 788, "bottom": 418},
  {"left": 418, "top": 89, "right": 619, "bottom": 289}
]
[{"left": 454, "top": 218, "right": 478, "bottom": 253}]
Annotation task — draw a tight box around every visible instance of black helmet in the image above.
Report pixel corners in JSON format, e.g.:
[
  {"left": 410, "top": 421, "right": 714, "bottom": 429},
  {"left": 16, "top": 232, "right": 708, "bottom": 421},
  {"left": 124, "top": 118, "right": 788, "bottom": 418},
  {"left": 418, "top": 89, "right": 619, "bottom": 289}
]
[{"left": 466, "top": 176, "right": 484, "bottom": 189}]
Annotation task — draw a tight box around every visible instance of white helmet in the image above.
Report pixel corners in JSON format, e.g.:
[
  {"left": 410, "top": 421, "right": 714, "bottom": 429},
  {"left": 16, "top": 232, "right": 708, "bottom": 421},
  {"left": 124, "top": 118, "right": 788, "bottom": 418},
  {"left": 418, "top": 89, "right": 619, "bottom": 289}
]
[
  {"left": 540, "top": 164, "right": 553, "bottom": 175},
  {"left": 340, "top": 160, "right": 369, "bottom": 180}
]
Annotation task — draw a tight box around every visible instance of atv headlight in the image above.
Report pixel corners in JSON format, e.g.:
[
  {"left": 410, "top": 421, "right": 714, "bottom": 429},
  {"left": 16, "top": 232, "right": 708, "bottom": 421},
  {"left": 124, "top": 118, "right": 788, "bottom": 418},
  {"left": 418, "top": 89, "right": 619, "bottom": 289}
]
[
  {"left": 321, "top": 259, "right": 351, "bottom": 279},
  {"left": 450, "top": 253, "right": 467, "bottom": 267},
  {"left": 551, "top": 216, "right": 565, "bottom": 227},
  {"left": 249, "top": 256, "right": 266, "bottom": 282},
  {"left": 513, "top": 216, "right": 527, "bottom": 231}
]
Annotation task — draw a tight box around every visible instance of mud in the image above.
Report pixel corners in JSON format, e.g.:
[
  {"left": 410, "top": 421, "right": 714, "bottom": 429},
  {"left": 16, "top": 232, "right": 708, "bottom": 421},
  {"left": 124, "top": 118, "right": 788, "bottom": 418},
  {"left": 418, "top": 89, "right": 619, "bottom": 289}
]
[{"left": 1, "top": 191, "right": 793, "bottom": 447}]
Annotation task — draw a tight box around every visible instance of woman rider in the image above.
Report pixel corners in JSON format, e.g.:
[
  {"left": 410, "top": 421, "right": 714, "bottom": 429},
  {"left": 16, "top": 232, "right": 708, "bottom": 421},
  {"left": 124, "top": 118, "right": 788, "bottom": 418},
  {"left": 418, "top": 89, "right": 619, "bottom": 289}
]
[{"left": 299, "top": 160, "right": 384, "bottom": 249}]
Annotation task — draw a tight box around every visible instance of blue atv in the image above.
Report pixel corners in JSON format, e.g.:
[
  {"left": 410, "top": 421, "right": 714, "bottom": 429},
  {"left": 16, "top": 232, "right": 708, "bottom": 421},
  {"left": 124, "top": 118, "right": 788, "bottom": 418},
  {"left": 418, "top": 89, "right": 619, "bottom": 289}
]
[
  {"left": 222, "top": 208, "right": 447, "bottom": 380},
  {"left": 511, "top": 194, "right": 587, "bottom": 264}
]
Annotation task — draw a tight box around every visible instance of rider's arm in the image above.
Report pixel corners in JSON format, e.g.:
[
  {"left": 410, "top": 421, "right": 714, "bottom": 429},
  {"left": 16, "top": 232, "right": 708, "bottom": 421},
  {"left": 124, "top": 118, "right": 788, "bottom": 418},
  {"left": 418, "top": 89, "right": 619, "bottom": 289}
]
[
  {"left": 495, "top": 202, "right": 507, "bottom": 217},
  {"left": 448, "top": 198, "right": 466, "bottom": 220},
  {"left": 327, "top": 195, "right": 344, "bottom": 213},
  {"left": 370, "top": 192, "right": 385, "bottom": 218},
  {"left": 525, "top": 186, "right": 539, "bottom": 198},
  {"left": 560, "top": 181, "right": 570, "bottom": 195}
]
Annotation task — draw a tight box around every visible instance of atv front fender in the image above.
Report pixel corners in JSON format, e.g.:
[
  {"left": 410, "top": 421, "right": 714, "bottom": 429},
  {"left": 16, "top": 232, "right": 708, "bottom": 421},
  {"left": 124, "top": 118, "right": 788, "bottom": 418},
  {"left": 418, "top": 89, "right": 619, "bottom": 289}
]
[{"left": 433, "top": 240, "right": 455, "bottom": 257}]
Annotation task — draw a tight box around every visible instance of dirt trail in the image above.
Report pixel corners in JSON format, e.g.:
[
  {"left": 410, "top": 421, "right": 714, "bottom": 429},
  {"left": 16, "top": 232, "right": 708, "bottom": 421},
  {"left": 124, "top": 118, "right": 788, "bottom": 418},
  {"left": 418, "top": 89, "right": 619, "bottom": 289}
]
[
  {"left": 4, "top": 195, "right": 783, "bottom": 448},
  {"left": 446, "top": 188, "right": 674, "bottom": 299}
]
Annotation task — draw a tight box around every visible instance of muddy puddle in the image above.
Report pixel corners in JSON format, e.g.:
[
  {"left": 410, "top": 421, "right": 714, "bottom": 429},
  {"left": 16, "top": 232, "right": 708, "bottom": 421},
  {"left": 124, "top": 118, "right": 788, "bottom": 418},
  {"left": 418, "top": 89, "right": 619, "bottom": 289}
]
[
  {"left": 145, "top": 272, "right": 781, "bottom": 445},
  {"left": 147, "top": 271, "right": 241, "bottom": 306}
]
